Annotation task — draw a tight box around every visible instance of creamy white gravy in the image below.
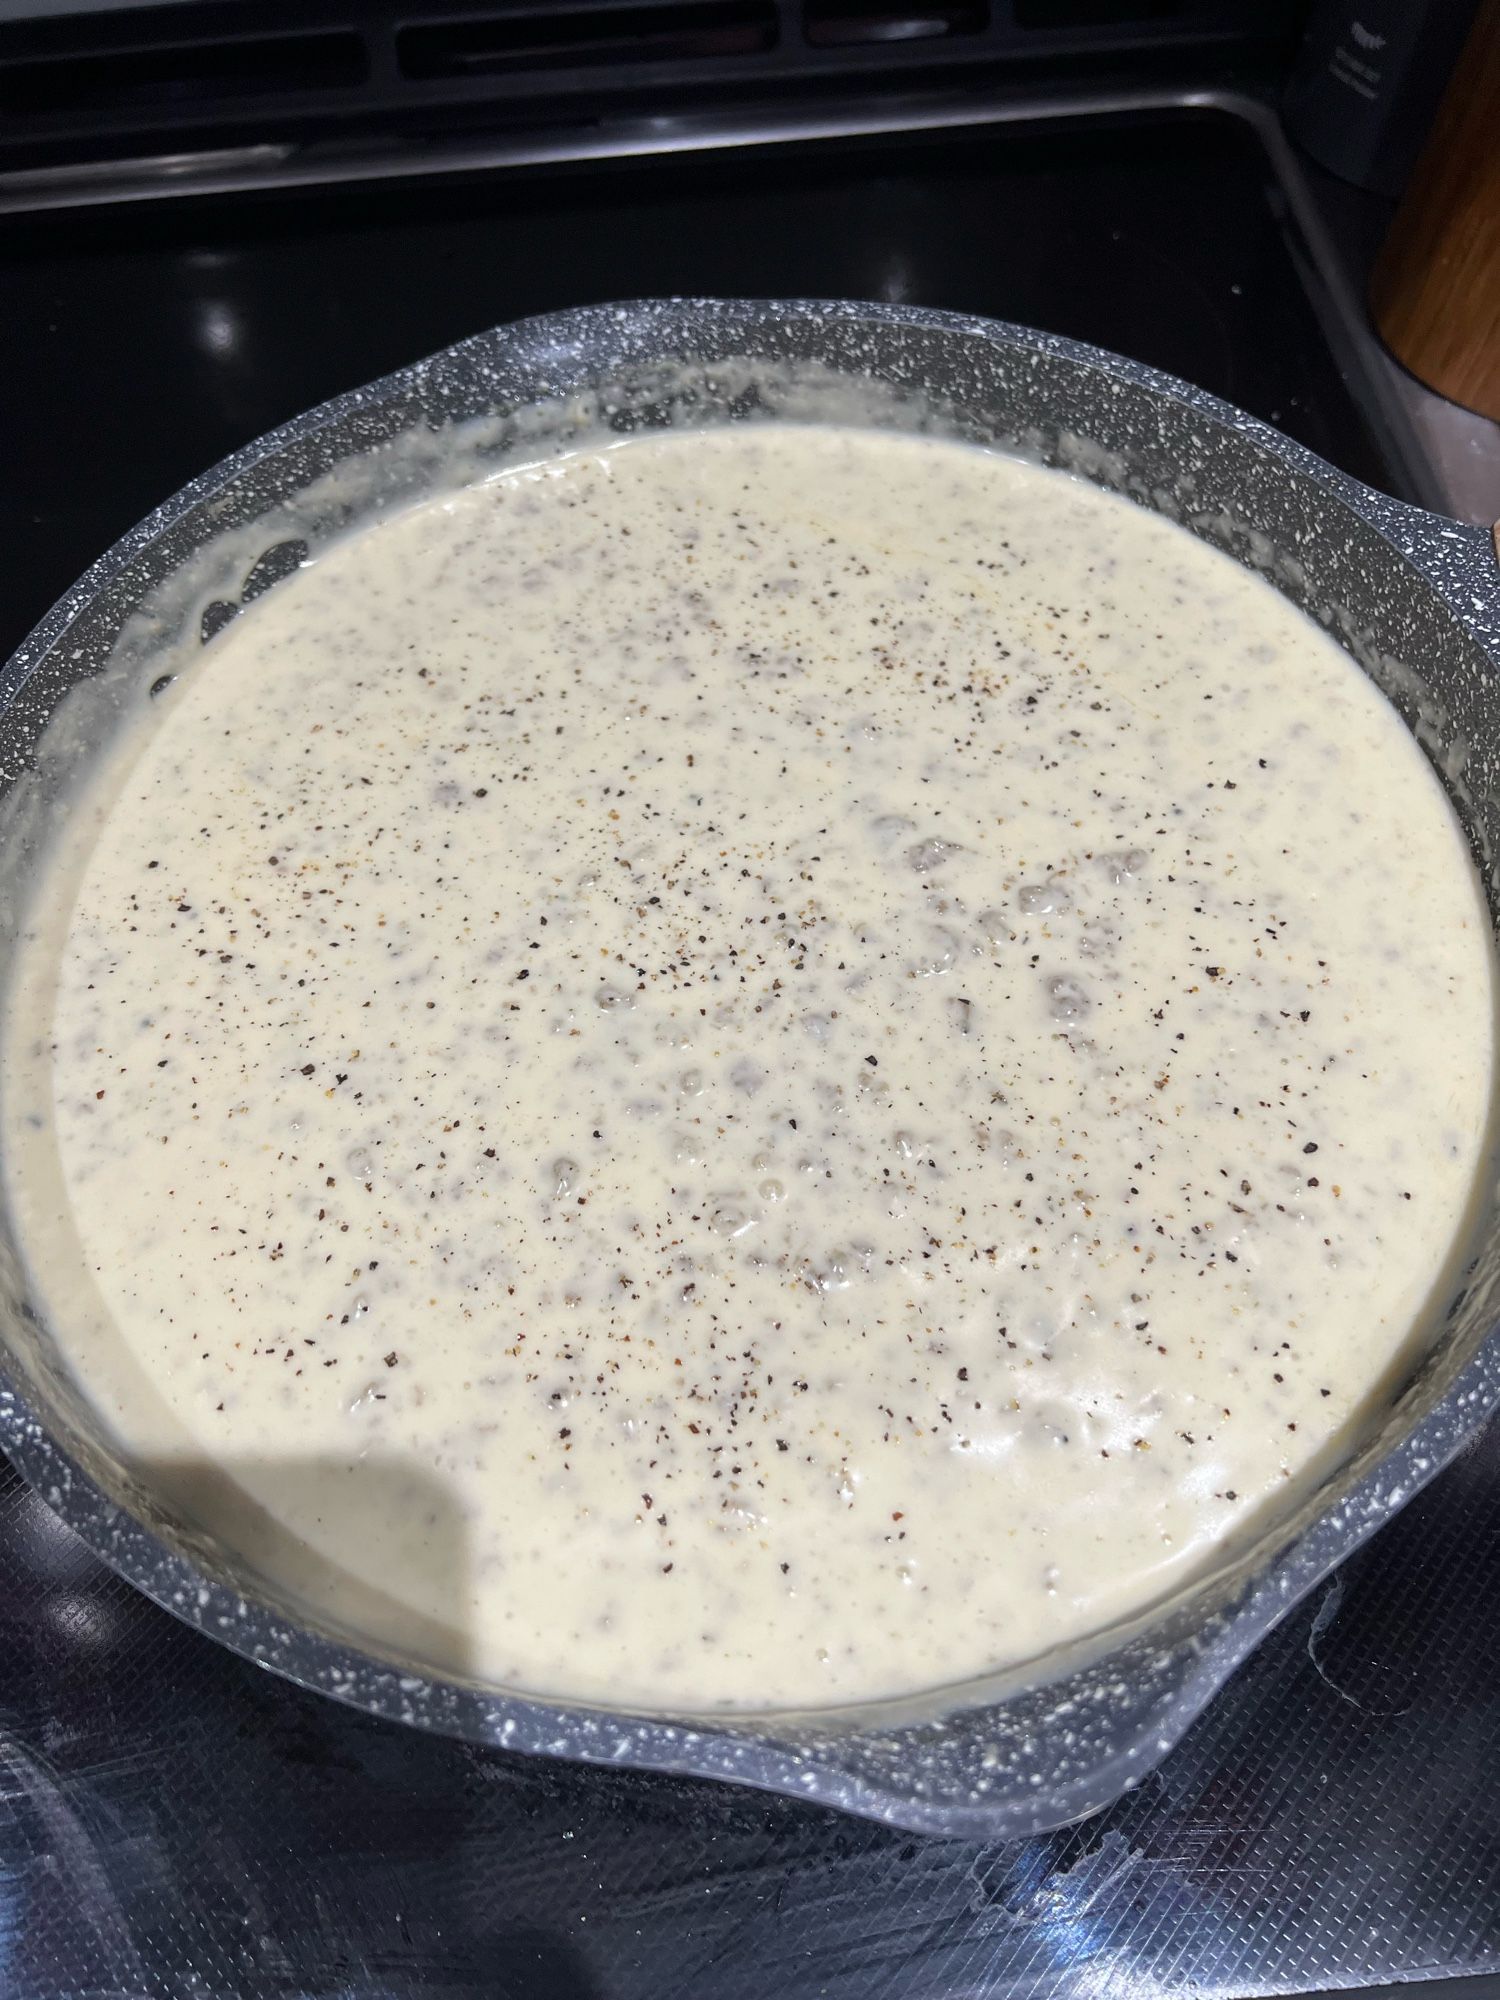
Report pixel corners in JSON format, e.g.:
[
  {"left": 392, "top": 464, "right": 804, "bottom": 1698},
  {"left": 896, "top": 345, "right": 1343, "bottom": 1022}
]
[{"left": 4, "top": 424, "right": 1493, "bottom": 1711}]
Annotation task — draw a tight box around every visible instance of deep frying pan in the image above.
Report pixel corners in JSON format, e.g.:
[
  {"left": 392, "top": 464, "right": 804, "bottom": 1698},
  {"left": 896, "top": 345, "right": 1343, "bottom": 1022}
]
[{"left": 2, "top": 298, "right": 1498, "bottom": 1840}]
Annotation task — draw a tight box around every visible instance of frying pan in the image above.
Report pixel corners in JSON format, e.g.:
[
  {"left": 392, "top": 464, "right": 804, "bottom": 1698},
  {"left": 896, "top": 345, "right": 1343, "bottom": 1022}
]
[{"left": 2, "top": 298, "right": 1498, "bottom": 1840}]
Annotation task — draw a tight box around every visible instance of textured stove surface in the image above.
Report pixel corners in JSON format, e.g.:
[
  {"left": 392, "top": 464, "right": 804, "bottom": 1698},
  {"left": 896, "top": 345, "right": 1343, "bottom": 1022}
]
[
  {"left": 3, "top": 1435, "right": 1500, "bottom": 1998},
  {"left": 2, "top": 105, "right": 1499, "bottom": 1997}
]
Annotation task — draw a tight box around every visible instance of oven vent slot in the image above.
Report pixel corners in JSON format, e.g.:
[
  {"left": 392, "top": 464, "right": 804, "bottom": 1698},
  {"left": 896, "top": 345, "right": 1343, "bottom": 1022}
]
[
  {"left": 398, "top": 2, "right": 778, "bottom": 78},
  {"left": 1013, "top": 0, "right": 1188, "bottom": 21},
  {"left": 0, "top": 31, "right": 366, "bottom": 118},
  {"left": 803, "top": 0, "right": 986, "bottom": 43}
]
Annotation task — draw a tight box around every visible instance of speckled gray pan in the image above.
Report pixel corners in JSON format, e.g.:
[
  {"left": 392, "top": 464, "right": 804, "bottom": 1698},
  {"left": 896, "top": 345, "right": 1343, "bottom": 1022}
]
[{"left": 2, "top": 299, "right": 1499, "bottom": 1841}]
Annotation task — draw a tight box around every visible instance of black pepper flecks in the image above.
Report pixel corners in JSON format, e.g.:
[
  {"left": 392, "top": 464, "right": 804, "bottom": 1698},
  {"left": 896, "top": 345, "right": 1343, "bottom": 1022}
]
[{"left": 17, "top": 422, "right": 1492, "bottom": 1713}]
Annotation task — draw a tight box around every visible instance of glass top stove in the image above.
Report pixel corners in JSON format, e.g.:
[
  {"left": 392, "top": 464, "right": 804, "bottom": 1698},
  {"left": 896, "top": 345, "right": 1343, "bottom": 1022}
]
[{"left": 2, "top": 99, "right": 1498, "bottom": 2000}]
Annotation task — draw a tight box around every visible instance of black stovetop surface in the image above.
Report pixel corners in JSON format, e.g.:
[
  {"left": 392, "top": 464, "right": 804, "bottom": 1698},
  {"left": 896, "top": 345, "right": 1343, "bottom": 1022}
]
[{"left": 3, "top": 104, "right": 1500, "bottom": 2000}]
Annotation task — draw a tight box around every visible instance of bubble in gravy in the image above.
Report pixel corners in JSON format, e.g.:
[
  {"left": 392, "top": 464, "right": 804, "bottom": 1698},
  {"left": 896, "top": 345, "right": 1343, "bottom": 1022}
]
[
  {"left": 1046, "top": 975, "right": 1093, "bottom": 1021},
  {"left": 1017, "top": 879, "right": 1071, "bottom": 916}
]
